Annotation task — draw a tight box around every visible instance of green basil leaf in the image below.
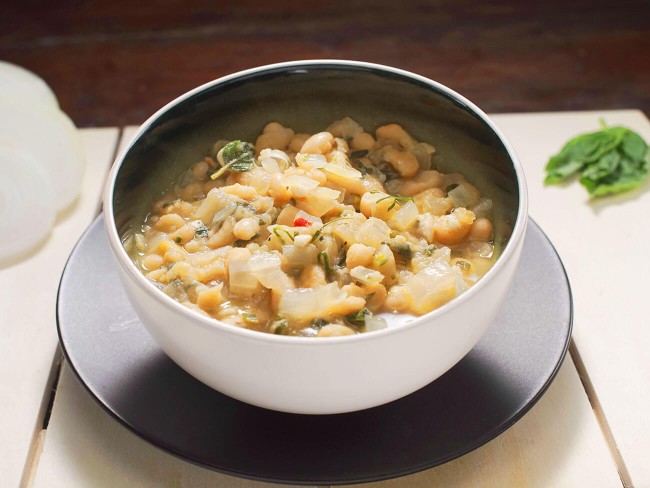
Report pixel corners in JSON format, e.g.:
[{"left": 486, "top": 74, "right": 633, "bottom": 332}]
[
  {"left": 210, "top": 140, "right": 256, "bottom": 179},
  {"left": 345, "top": 307, "right": 371, "bottom": 327},
  {"left": 222, "top": 140, "right": 255, "bottom": 171},
  {"left": 545, "top": 124, "right": 649, "bottom": 198},
  {"left": 620, "top": 131, "right": 648, "bottom": 162}
]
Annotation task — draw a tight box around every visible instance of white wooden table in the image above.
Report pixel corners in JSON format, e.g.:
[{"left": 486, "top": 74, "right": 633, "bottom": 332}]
[{"left": 2, "top": 110, "right": 648, "bottom": 488}]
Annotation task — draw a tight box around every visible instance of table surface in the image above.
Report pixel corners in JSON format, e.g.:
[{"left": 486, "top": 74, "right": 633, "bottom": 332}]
[{"left": 2, "top": 109, "right": 649, "bottom": 488}]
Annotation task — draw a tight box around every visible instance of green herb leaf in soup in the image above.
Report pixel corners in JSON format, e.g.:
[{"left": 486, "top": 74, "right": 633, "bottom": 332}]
[{"left": 211, "top": 140, "right": 255, "bottom": 180}]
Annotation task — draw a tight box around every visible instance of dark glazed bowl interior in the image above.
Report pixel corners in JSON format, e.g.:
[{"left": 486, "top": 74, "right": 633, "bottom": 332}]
[{"left": 112, "top": 62, "right": 520, "bottom": 240}]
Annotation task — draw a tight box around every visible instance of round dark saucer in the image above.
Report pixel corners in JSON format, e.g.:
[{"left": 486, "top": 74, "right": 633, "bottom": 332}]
[{"left": 57, "top": 216, "right": 572, "bottom": 485}]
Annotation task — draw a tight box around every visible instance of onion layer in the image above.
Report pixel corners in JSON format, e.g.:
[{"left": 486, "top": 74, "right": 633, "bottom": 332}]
[{"left": 0, "top": 146, "right": 56, "bottom": 262}]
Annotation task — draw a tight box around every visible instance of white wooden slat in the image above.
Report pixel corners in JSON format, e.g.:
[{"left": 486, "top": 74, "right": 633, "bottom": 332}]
[
  {"left": 32, "top": 364, "right": 313, "bottom": 488},
  {"left": 344, "top": 360, "right": 621, "bottom": 488},
  {"left": 0, "top": 127, "right": 119, "bottom": 488},
  {"left": 491, "top": 110, "right": 650, "bottom": 487},
  {"left": 32, "top": 113, "right": 647, "bottom": 487}
]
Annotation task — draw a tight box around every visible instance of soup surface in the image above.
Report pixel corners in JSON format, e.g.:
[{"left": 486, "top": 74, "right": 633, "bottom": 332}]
[{"left": 126, "top": 117, "right": 501, "bottom": 337}]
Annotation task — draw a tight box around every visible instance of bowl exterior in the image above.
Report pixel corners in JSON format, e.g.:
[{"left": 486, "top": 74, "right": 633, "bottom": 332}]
[
  {"left": 113, "top": 228, "right": 525, "bottom": 414},
  {"left": 104, "top": 60, "right": 528, "bottom": 414}
]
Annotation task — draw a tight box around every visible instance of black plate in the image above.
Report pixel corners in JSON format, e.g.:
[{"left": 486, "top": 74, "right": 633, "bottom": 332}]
[{"left": 57, "top": 216, "right": 572, "bottom": 485}]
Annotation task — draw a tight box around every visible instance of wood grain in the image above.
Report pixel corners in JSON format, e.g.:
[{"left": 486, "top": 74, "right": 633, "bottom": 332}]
[
  {"left": 0, "top": 127, "right": 118, "bottom": 488},
  {"left": 1, "top": 0, "right": 648, "bottom": 127},
  {"left": 490, "top": 109, "right": 650, "bottom": 488}
]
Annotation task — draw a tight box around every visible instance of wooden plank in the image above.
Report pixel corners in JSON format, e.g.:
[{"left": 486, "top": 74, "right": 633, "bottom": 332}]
[
  {"left": 343, "top": 360, "right": 620, "bottom": 488},
  {"left": 33, "top": 115, "right": 625, "bottom": 487},
  {"left": 490, "top": 109, "right": 650, "bottom": 487},
  {"left": 1, "top": 1, "right": 649, "bottom": 127},
  {"left": 0, "top": 127, "right": 119, "bottom": 488},
  {"left": 32, "top": 364, "right": 314, "bottom": 488}
]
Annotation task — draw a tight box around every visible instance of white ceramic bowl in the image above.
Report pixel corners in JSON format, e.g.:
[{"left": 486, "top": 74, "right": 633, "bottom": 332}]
[{"left": 104, "top": 60, "right": 528, "bottom": 414}]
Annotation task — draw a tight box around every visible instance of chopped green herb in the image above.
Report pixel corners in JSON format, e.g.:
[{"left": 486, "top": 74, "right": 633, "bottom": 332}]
[
  {"left": 162, "top": 200, "right": 177, "bottom": 208},
  {"left": 370, "top": 190, "right": 414, "bottom": 211},
  {"left": 289, "top": 197, "right": 297, "bottom": 206},
  {"left": 272, "top": 227, "right": 295, "bottom": 244},
  {"left": 210, "top": 140, "right": 256, "bottom": 180},
  {"left": 317, "top": 251, "right": 332, "bottom": 280},
  {"left": 174, "top": 236, "right": 182, "bottom": 244},
  {"left": 345, "top": 307, "right": 371, "bottom": 327},
  {"left": 310, "top": 217, "right": 353, "bottom": 243},
  {"left": 545, "top": 121, "right": 649, "bottom": 197},
  {"left": 423, "top": 245, "right": 438, "bottom": 257},
  {"left": 350, "top": 149, "right": 369, "bottom": 159},
  {"left": 387, "top": 240, "right": 412, "bottom": 261},
  {"left": 311, "top": 318, "right": 328, "bottom": 329},
  {"left": 242, "top": 313, "right": 260, "bottom": 325},
  {"left": 194, "top": 225, "right": 209, "bottom": 238},
  {"left": 372, "top": 252, "right": 388, "bottom": 267},
  {"left": 270, "top": 319, "right": 289, "bottom": 335},
  {"left": 455, "top": 259, "right": 471, "bottom": 271}
]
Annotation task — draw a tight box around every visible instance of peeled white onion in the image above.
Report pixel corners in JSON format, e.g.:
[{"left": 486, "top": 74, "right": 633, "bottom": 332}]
[
  {"left": 0, "top": 99, "right": 85, "bottom": 213},
  {"left": 0, "top": 61, "right": 59, "bottom": 109},
  {"left": 0, "top": 146, "right": 56, "bottom": 262}
]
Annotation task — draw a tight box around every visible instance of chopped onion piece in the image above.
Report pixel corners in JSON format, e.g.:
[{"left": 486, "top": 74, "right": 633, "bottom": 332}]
[
  {"left": 448, "top": 182, "right": 480, "bottom": 208},
  {"left": 282, "top": 244, "right": 318, "bottom": 268},
  {"left": 409, "top": 142, "right": 436, "bottom": 170},
  {"left": 391, "top": 200, "right": 419, "bottom": 230},
  {"left": 293, "top": 210, "right": 322, "bottom": 226},
  {"left": 0, "top": 146, "right": 55, "bottom": 262},
  {"left": 0, "top": 61, "right": 59, "bottom": 109},
  {"left": 283, "top": 175, "right": 320, "bottom": 197},
  {"left": 260, "top": 157, "right": 280, "bottom": 173},
  {"left": 0, "top": 99, "right": 84, "bottom": 214},
  {"left": 472, "top": 198, "right": 493, "bottom": 219},
  {"left": 279, "top": 283, "right": 339, "bottom": 322},
  {"left": 296, "top": 187, "right": 341, "bottom": 217},
  {"left": 249, "top": 252, "right": 292, "bottom": 291},
  {"left": 295, "top": 153, "right": 327, "bottom": 169},
  {"left": 405, "top": 262, "right": 465, "bottom": 314},
  {"left": 365, "top": 315, "right": 388, "bottom": 332},
  {"left": 350, "top": 266, "right": 384, "bottom": 285},
  {"left": 259, "top": 148, "right": 291, "bottom": 168},
  {"left": 323, "top": 163, "right": 362, "bottom": 180}
]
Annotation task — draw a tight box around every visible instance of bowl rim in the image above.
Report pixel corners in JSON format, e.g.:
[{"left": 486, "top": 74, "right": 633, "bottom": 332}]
[{"left": 103, "top": 59, "right": 528, "bottom": 346}]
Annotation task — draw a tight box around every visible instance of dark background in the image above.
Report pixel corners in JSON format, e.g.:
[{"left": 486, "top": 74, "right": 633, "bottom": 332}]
[{"left": 2, "top": 0, "right": 648, "bottom": 128}]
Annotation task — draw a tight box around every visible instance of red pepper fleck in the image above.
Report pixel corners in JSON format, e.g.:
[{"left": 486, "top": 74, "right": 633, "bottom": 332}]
[{"left": 293, "top": 217, "right": 312, "bottom": 227}]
